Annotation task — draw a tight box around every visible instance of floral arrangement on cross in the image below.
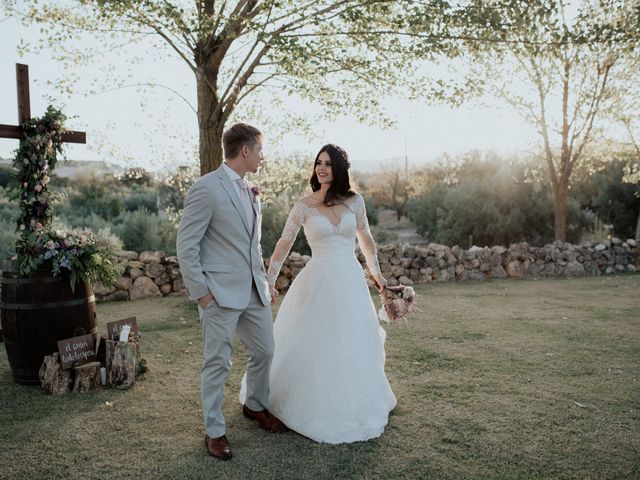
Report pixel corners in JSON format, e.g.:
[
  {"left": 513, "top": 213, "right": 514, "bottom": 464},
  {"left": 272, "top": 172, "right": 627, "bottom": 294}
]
[{"left": 12, "top": 105, "right": 116, "bottom": 290}]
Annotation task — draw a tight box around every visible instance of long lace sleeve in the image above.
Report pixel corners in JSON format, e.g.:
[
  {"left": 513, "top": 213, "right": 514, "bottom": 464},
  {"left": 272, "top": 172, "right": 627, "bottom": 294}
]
[
  {"left": 267, "top": 201, "right": 307, "bottom": 286},
  {"left": 353, "top": 194, "right": 381, "bottom": 276}
]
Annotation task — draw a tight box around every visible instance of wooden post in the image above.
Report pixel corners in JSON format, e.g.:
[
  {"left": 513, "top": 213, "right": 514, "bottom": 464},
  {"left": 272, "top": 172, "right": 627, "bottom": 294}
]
[
  {"left": 106, "top": 340, "right": 136, "bottom": 389},
  {"left": 17, "top": 63, "right": 31, "bottom": 124},
  {"left": 72, "top": 361, "right": 102, "bottom": 393},
  {"left": 39, "top": 353, "right": 72, "bottom": 395}
]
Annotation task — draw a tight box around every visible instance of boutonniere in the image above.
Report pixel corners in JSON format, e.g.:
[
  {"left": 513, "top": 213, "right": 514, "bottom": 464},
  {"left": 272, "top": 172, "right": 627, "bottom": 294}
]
[{"left": 250, "top": 185, "right": 261, "bottom": 202}]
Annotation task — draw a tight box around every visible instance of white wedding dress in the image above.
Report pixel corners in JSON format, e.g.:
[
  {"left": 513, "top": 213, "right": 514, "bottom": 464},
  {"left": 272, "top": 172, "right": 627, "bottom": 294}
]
[{"left": 240, "top": 193, "right": 396, "bottom": 444}]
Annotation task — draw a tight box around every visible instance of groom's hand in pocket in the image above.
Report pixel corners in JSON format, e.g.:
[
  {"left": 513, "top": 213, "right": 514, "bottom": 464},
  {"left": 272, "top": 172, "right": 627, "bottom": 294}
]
[{"left": 198, "top": 292, "right": 215, "bottom": 309}]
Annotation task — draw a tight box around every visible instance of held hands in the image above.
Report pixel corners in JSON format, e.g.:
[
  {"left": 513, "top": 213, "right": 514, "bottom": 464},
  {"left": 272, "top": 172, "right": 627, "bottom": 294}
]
[
  {"left": 269, "top": 284, "right": 279, "bottom": 306},
  {"left": 198, "top": 291, "right": 215, "bottom": 309},
  {"left": 374, "top": 275, "right": 387, "bottom": 293}
]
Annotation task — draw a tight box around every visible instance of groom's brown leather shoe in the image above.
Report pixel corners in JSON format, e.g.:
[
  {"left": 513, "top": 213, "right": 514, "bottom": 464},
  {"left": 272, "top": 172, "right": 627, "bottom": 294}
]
[
  {"left": 205, "top": 434, "right": 232, "bottom": 460},
  {"left": 242, "top": 405, "right": 289, "bottom": 433}
]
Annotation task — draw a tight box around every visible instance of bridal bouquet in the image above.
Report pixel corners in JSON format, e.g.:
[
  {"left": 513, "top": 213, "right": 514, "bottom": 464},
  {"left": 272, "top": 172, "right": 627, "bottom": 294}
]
[{"left": 365, "top": 271, "right": 416, "bottom": 323}]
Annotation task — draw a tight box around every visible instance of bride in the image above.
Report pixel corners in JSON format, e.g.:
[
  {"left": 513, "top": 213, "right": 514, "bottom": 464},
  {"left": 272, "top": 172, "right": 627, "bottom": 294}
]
[{"left": 241, "top": 143, "right": 396, "bottom": 443}]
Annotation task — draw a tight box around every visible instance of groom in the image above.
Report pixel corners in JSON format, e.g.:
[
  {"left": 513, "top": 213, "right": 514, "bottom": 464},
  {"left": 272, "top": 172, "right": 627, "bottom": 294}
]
[{"left": 177, "top": 123, "right": 287, "bottom": 461}]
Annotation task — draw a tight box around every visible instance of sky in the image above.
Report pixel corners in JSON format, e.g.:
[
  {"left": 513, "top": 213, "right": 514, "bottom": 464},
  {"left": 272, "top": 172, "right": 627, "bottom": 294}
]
[{"left": 0, "top": 7, "right": 542, "bottom": 174}]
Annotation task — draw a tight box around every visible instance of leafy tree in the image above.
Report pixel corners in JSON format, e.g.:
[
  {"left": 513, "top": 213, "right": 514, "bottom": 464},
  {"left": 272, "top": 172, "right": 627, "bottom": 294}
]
[
  {"left": 367, "top": 165, "right": 410, "bottom": 222},
  {"left": 471, "top": 0, "right": 640, "bottom": 241},
  {"left": 407, "top": 151, "right": 590, "bottom": 246},
  {"left": 7, "top": 0, "right": 495, "bottom": 175},
  {"left": 572, "top": 154, "right": 640, "bottom": 239}
]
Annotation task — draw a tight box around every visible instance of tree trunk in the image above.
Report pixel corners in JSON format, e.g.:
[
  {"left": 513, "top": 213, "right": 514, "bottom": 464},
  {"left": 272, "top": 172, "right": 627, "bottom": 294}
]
[
  {"left": 72, "top": 361, "right": 101, "bottom": 393},
  {"left": 39, "top": 353, "right": 72, "bottom": 395},
  {"left": 106, "top": 340, "right": 137, "bottom": 389},
  {"left": 553, "top": 181, "right": 569, "bottom": 242},
  {"left": 196, "top": 69, "right": 225, "bottom": 176},
  {"left": 635, "top": 205, "right": 640, "bottom": 241}
]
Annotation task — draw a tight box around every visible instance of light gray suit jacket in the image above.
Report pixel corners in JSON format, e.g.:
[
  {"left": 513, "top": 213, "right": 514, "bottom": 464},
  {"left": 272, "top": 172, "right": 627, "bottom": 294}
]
[{"left": 176, "top": 166, "right": 269, "bottom": 309}]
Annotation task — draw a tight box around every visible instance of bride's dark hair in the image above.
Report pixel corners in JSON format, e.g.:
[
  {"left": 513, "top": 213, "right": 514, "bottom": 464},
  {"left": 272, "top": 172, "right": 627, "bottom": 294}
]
[{"left": 310, "top": 144, "right": 356, "bottom": 206}]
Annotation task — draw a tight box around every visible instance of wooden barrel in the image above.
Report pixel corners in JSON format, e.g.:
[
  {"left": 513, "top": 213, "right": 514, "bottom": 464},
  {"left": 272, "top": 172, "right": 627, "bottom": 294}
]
[{"left": 0, "top": 260, "right": 97, "bottom": 385}]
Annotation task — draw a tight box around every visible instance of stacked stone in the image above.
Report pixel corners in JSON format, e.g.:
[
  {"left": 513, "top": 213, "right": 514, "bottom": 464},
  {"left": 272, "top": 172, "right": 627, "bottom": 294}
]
[
  {"left": 93, "top": 239, "right": 638, "bottom": 301},
  {"left": 274, "top": 238, "right": 638, "bottom": 289},
  {"left": 94, "top": 250, "right": 185, "bottom": 301}
]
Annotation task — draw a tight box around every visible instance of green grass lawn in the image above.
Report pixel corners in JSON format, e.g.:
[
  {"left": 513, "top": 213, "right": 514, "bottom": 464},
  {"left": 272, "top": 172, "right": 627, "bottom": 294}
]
[{"left": 1, "top": 274, "right": 639, "bottom": 479}]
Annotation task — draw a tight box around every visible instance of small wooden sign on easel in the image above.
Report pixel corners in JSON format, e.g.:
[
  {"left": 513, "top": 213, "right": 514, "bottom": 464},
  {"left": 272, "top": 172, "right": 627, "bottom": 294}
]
[
  {"left": 57, "top": 334, "right": 96, "bottom": 370},
  {"left": 105, "top": 317, "right": 138, "bottom": 340}
]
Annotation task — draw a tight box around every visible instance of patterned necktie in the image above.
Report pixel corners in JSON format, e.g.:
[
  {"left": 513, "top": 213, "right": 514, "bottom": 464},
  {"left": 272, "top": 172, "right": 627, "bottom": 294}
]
[{"left": 236, "top": 177, "right": 255, "bottom": 233}]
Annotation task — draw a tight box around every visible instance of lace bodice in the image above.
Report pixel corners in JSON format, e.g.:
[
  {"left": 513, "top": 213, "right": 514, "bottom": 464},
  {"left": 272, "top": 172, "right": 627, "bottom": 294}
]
[{"left": 267, "top": 194, "right": 381, "bottom": 285}]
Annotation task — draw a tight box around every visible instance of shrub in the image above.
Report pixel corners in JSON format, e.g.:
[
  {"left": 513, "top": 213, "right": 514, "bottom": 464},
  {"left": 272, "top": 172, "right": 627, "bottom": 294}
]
[
  {"left": 124, "top": 189, "right": 158, "bottom": 213},
  {"left": 373, "top": 228, "right": 398, "bottom": 245},
  {"left": 60, "top": 175, "right": 124, "bottom": 220},
  {"left": 113, "top": 208, "right": 177, "bottom": 254},
  {"left": 0, "top": 165, "right": 16, "bottom": 189},
  {"left": 0, "top": 219, "right": 17, "bottom": 262},
  {"left": 261, "top": 201, "right": 310, "bottom": 258},
  {"left": 362, "top": 194, "right": 378, "bottom": 226},
  {"left": 407, "top": 153, "right": 590, "bottom": 247},
  {"left": 113, "top": 208, "right": 160, "bottom": 252}
]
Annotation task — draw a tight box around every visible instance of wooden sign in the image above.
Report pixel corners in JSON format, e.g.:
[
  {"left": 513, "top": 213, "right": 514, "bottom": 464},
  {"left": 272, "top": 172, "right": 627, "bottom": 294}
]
[
  {"left": 57, "top": 334, "right": 96, "bottom": 369},
  {"left": 106, "top": 317, "right": 138, "bottom": 340}
]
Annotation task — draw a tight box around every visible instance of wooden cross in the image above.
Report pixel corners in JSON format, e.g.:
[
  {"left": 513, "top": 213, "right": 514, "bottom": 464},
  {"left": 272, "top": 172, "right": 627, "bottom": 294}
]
[{"left": 0, "top": 63, "right": 86, "bottom": 143}]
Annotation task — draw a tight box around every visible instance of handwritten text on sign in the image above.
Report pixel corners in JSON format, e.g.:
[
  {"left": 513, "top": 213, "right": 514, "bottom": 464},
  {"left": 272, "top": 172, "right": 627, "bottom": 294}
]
[
  {"left": 106, "top": 317, "right": 138, "bottom": 340},
  {"left": 57, "top": 334, "right": 96, "bottom": 369}
]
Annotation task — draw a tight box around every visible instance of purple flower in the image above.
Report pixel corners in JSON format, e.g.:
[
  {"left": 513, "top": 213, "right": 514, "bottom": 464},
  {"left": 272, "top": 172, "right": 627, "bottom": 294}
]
[{"left": 60, "top": 258, "right": 72, "bottom": 270}]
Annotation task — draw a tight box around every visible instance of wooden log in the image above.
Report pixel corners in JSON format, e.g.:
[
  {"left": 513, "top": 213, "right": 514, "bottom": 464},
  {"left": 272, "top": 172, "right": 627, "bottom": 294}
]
[
  {"left": 39, "top": 353, "right": 72, "bottom": 395},
  {"left": 106, "top": 340, "right": 136, "bottom": 389},
  {"left": 72, "top": 361, "right": 101, "bottom": 393}
]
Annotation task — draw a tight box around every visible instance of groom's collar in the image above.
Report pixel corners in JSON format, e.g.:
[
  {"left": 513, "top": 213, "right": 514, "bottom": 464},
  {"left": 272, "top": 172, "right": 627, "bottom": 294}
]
[{"left": 222, "top": 162, "right": 244, "bottom": 182}]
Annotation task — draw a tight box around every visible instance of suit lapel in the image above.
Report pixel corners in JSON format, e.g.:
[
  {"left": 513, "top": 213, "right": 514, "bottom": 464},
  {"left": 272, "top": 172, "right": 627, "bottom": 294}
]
[{"left": 216, "top": 168, "right": 252, "bottom": 236}]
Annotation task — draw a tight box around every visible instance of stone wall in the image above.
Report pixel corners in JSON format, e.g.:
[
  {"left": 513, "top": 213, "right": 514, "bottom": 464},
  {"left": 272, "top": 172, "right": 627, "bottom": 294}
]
[
  {"left": 96, "top": 238, "right": 638, "bottom": 301},
  {"left": 274, "top": 238, "right": 638, "bottom": 289},
  {"left": 94, "top": 251, "right": 185, "bottom": 301}
]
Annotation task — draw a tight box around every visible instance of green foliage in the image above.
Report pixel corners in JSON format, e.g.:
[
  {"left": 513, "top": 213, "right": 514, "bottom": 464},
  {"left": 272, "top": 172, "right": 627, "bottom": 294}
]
[
  {"left": 572, "top": 158, "right": 640, "bottom": 239},
  {"left": 251, "top": 155, "right": 311, "bottom": 207},
  {"left": 113, "top": 208, "right": 176, "bottom": 255},
  {"left": 407, "top": 153, "right": 590, "bottom": 246},
  {"left": 0, "top": 219, "right": 17, "bottom": 262},
  {"left": 16, "top": 226, "right": 117, "bottom": 290},
  {"left": 158, "top": 166, "right": 197, "bottom": 213},
  {"left": 373, "top": 228, "right": 398, "bottom": 245},
  {"left": 261, "top": 200, "right": 310, "bottom": 258},
  {"left": 0, "top": 165, "right": 16, "bottom": 189},
  {"left": 59, "top": 175, "right": 124, "bottom": 220},
  {"left": 8, "top": 106, "right": 118, "bottom": 288},
  {"left": 124, "top": 189, "right": 158, "bottom": 213},
  {"left": 117, "top": 167, "right": 154, "bottom": 187},
  {"left": 13, "top": 105, "right": 66, "bottom": 232},
  {"left": 362, "top": 194, "right": 379, "bottom": 226}
]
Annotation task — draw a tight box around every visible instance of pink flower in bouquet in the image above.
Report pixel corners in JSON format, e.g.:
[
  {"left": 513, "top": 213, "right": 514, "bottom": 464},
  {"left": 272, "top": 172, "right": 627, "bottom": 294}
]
[
  {"left": 365, "top": 270, "right": 416, "bottom": 323},
  {"left": 34, "top": 183, "right": 42, "bottom": 192}
]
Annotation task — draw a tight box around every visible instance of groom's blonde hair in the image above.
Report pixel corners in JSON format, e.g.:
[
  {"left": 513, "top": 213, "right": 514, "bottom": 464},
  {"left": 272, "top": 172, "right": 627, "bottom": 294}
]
[{"left": 223, "top": 123, "right": 262, "bottom": 159}]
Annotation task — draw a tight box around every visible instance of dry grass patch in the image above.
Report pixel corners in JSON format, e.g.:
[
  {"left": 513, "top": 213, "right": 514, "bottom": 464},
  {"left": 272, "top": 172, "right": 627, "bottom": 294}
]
[{"left": 1, "top": 274, "right": 639, "bottom": 479}]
